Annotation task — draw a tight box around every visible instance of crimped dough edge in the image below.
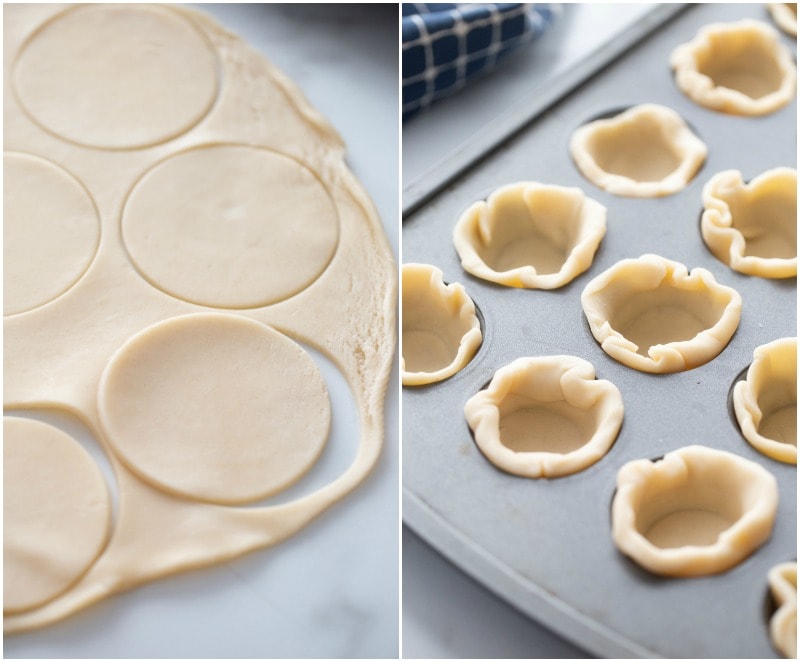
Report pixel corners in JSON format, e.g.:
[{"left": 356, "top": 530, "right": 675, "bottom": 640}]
[
  {"left": 768, "top": 3, "right": 798, "bottom": 36},
  {"left": 569, "top": 103, "right": 707, "bottom": 198},
  {"left": 401, "top": 263, "right": 482, "bottom": 386},
  {"left": 733, "top": 337, "right": 797, "bottom": 464},
  {"left": 464, "top": 355, "right": 623, "bottom": 478},
  {"left": 453, "top": 182, "right": 606, "bottom": 289},
  {"left": 768, "top": 561, "right": 798, "bottom": 659},
  {"left": 701, "top": 167, "right": 797, "bottom": 278},
  {"left": 581, "top": 254, "right": 742, "bottom": 373},
  {"left": 611, "top": 445, "right": 779, "bottom": 577},
  {"left": 670, "top": 19, "right": 797, "bottom": 116}
]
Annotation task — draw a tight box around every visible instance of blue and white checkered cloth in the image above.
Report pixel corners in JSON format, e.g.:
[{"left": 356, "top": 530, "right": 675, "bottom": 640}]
[{"left": 402, "top": 3, "right": 560, "bottom": 118}]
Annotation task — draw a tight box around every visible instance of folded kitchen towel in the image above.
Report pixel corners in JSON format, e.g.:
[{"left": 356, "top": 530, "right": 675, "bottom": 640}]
[{"left": 402, "top": 3, "right": 560, "bottom": 118}]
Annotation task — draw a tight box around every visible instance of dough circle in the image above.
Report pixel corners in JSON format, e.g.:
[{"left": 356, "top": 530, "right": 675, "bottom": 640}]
[
  {"left": 13, "top": 3, "right": 218, "bottom": 149},
  {"left": 98, "top": 313, "right": 331, "bottom": 504},
  {"left": 4, "top": 152, "right": 100, "bottom": 316},
  {"left": 4, "top": 417, "right": 111, "bottom": 614},
  {"left": 122, "top": 145, "right": 339, "bottom": 309}
]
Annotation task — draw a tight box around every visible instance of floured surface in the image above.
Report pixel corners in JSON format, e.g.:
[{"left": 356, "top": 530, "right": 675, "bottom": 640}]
[{"left": 4, "top": 2, "right": 396, "bottom": 640}]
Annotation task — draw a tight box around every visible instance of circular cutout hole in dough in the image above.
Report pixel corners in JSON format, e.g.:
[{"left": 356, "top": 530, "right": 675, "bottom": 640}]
[
  {"left": 581, "top": 254, "right": 742, "bottom": 373},
  {"left": 122, "top": 144, "right": 339, "bottom": 309},
  {"left": 701, "top": 167, "right": 797, "bottom": 278},
  {"left": 4, "top": 417, "right": 112, "bottom": 614},
  {"left": 97, "top": 313, "right": 331, "bottom": 505},
  {"left": 733, "top": 337, "right": 797, "bottom": 464},
  {"left": 767, "top": 562, "right": 797, "bottom": 658},
  {"left": 13, "top": 3, "right": 219, "bottom": 149},
  {"left": 453, "top": 182, "right": 606, "bottom": 289},
  {"left": 768, "top": 3, "right": 798, "bottom": 36},
  {"left": 4, "top": 152, "right": 100, "bottom": 317},
  {"left": 612, "top": 445, "right": 778, "bottom": 577},
  {"left": 569, "top": 103, "right": 707, "bottom": 198},
  {"left": 464, "top": 356, "right": 623, "bottom": 478},
  {"left": 402, "top": 263, "right": 482, "bottom": 386},
  {"left": 670, "top": 19, "right": 796, "bottom": 116}
]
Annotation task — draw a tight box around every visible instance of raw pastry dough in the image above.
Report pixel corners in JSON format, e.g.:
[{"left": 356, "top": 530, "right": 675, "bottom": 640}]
[
  {"left": 733, "top": 337, "right": 797, "bottom": 464},
  {"left": 581, "top": 254, "right": 742, "bottom": 373},
  {"left": 4, "top": 151, "right": 100, "bottom": 316},
  {"left": 612, "top": 445, "right": 778, "bottom": 577},
  {"left": 402, "top": 263, "right": 482, "bottom": 386},
  {"left": 464, "top": 356, "right": 623, "bottom": 478},
  {"left": 670, "top": 20, "right": 796, "bottom": 116},
  {"left": 4, "top": 4, "right": 395, "bottom": 633},
  {"left": 701, "top": 168, "right": 797, "bottom": 279},
  {"left": 4, "top": 417, "right": 112, "bottom": 614},
  {"left": 453, "top": 182, "right": 606, "bottom": 289},
  {"left": 570, "top": 104, "right": 707, "bottom": 198},
  {"left": 768, "top": 3, "right": 798, "bottom": 36},
  {"left": 768, "top": 562, "right": 797, "bottom": 659}
]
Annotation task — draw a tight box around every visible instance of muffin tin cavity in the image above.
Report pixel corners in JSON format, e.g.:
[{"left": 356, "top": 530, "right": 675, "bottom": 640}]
[
  {"left": 733, "top": 337, "right": 797, "bottom": 465},
  {"left": 453, "top": 182, "right": 606, "bottom": 289},
  {"left": 4, "top": 417, "right": 112, "bottom": 614},
  {"left": 701, "top": 168, "right": 797, "bottom": 278},
  {"left": 13, "top": 4, "right": 219, "bottom": 149},
  {"left": 4, "top": 152, "right": 100, "bottom": 316},
  {"left": 402, "top": 263, "right": 482, "bottom": 386},
  {"left": 98, "top": 313, "right": 331, "bottom": 505},
  {"left": 464, "top": 356, "right": 623, "bottom": 478},
  {"left": 768, "top": 562, "right": 797, "bottom": 658},
  {"left": 670, "top": 20, "right": 797, "bottom": 116},
  {"left": 122, "top": 145, "right": 339, "bottom": 309},
  {"left": 612, "top": 445, "right": 778, "bottom": 577},
  {"left": 581, "top": 254, "right": 742, "bottom": 373},
  {"left": 768, "top": 3, "right": 798, "bottom": 36},
  {"left": 569, "top": 103, "right": 707, "bottom": 197}
]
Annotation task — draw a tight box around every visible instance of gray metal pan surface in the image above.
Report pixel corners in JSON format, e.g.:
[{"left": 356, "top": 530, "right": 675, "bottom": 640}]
[{"left": 402, "top": 3, "right": 797, "bottom": 658}]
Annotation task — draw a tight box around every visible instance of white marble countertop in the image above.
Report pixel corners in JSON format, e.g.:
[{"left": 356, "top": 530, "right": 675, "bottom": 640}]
[{"left": 5, "top": 4, "right": 399, "bottom": 659}]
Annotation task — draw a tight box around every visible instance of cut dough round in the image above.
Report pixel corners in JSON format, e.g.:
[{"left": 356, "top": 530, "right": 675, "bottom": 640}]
[
  {"left": 122, "top": 145, "right": 339, "bottom": 309},
  {"left": 701, "top": 168, "right": 797, "bottom": 278},
  {"left": 670, "top": 20, "right": 796, "bottom": 116},
  {"left": 402, "top": 264, "right": 482, "bottom": 386},
  {"left": 612, "top": 445, "right": 778, "bottom": 577},
  {"left": 733, "top": 337, "right": 797, "bottom": 464},
  {"left": 570, "top": 104, "right": 707, "bottom": 198},
  {"left": 4, "top": 152, "right": 99, "bottom": 316},
  {"left": 581, "top": 254, "right": 742, "bottom": 373},
  {"left": 98, "top": 313, "right": 331, "bottom": 504},
  {"left": 4, "top": 417, "right": 111, "bottom": 614},
  {"left": 464, "top": 356, "right": 623, "bottom": 478},
  {"left": 453, "top": 182, "right": 606, "bottom": 289},
  {"left": 13, "top": 4, "right": 218, "bottom": 149},
  {"left": 768, "top": 562, "right": 797, "bottom": 659}
]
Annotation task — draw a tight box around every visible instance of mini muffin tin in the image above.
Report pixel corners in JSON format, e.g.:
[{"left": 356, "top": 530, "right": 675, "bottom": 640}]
[{"left": 402, "top": 3, "right": 796, "bottom": 658}]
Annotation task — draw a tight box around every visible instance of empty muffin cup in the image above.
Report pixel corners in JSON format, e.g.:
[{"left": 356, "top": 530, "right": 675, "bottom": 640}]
[
  {"left": 581, "top": 254, "right": 742, "bottom": 373},
  {"left": 452, "top": 182, "right": 606, "bottom": 289},
  {"left": 570, "top": 104, "right": 707, "bottom": 198},
  {"left": 464, "top": 356, "right": 624, "bottom": 478},
  {"left": 768, "top": 562, "right": 797, "bottom": 659},
  {"left": 701, "top": 168, "right": 797, "bottom": 278},
  {"left": 670, "top": 20, "right": 797, "bottom": 116},
  {"left": 402, "top": 263, "right": 482, "bottom": 386},
  {"left": 733, "top": 337, "right": 797, "bottom": 464},
  {"left": 612, "top": 445, "right": 779, "bottom": 577}
]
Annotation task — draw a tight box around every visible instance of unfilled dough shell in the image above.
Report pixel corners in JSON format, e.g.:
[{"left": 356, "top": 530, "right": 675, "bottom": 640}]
[
  {"left": 570, "top": 104, "right": 707, "bottom": 198},
  {"left": 768, "top": 562, "right": 797, "bottom": 659},
  {"left": 612, "top": 445, "right": 778, "bottom": 577},
  {"left": 701, "top": 168, "right": 797, "bottom": 278},
  {"left": 670, "top": 20, "right": 797, "bottom": 116}
]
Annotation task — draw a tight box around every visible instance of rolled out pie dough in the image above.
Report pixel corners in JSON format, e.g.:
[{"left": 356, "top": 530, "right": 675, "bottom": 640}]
[{"left": 4, "top": 4, "right": 396, "bottom": 633}]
